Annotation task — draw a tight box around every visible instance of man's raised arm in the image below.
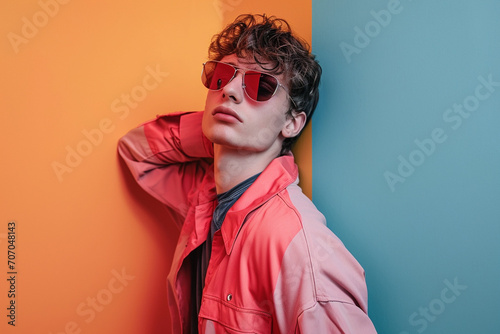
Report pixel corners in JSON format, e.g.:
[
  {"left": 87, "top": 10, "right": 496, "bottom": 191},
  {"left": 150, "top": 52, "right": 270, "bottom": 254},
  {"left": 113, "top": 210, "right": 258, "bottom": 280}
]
[{"left": 117, "top": 111, "right": 213, "bottom": 222}]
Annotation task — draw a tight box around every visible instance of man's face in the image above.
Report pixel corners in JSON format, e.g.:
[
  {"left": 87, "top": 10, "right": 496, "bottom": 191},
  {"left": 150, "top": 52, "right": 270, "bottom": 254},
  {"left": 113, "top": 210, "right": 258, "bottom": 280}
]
[{"left": 202, "top": 54, "right": 293, "bottom": 155}]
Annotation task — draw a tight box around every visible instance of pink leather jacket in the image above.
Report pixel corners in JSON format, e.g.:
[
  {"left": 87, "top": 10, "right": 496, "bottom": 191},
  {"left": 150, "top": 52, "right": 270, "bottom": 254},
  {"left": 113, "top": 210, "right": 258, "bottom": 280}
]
[{"left": 118, "top": 111, "right": 377, "bottom": 333}]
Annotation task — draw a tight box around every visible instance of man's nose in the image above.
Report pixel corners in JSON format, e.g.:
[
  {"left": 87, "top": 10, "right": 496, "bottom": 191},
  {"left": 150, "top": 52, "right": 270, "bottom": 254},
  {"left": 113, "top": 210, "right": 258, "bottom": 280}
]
[{"left": 222, "top": 70, "right": 245, "bottom": 102}]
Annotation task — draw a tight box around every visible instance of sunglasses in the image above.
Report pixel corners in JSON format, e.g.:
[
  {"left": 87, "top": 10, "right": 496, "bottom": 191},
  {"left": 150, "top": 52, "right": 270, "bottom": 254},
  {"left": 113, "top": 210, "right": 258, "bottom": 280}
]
[{"left": 201, "top": 60, "right": 296, "bottom": 108}]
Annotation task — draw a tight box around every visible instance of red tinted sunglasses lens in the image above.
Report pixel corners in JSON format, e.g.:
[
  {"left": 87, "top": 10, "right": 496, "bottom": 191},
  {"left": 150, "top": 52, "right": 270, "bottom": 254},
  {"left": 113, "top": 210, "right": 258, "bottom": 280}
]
[
  {"left": 202, "top": 61, "right": 235, "bottom": 90},
  {"left": 244, "top": 71, "right": 278, "bottom": 101}
]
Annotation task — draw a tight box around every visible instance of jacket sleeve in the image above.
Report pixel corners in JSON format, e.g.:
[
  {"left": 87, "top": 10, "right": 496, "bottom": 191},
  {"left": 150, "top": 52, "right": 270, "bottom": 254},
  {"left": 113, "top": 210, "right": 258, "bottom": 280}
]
[
  {"left": 280, "top": 228, "right": 378, "bottom": 334},
  {"left": 272, "top": 191, "right": 377, "bottom": 333},
  {"left": 295, "top": 300, "right": 377, "bottom": 333},
  {"left": 117, "top": 111, "right": 213, "bottom": 223},
  {"left": 294, "top": 224, "right": 377, "bottom": 334}
]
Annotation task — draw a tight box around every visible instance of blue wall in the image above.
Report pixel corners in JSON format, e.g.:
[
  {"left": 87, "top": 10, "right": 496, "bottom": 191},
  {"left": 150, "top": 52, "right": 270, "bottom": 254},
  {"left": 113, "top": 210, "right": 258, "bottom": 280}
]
[{"left": 312, "top": 1, "right": 500, "bottom": 333}]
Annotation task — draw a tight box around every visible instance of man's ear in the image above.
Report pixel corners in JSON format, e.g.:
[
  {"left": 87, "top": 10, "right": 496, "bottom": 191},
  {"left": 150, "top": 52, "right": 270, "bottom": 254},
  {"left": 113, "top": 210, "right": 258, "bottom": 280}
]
[{"left": 281, "top": 111, "right": 307, "bottom": 138}]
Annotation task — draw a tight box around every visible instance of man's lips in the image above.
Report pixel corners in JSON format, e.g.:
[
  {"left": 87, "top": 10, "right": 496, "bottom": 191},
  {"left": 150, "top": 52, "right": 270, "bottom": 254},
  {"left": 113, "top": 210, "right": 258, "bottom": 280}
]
[{"left": 212, "top": 106, "right": 242, "bottom": 122}]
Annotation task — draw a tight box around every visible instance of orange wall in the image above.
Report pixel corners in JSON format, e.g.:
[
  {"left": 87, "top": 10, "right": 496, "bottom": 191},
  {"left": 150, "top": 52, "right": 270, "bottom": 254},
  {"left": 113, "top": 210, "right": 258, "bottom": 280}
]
[{"left": 0, "top": 1, "right": 311, "bottom": 333}]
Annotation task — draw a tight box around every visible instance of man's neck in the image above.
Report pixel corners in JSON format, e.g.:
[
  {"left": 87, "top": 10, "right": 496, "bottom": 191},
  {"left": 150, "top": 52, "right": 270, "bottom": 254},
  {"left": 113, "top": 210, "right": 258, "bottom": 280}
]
[{"left": 213, "top": 144, "right": 280, "bottom": 194}]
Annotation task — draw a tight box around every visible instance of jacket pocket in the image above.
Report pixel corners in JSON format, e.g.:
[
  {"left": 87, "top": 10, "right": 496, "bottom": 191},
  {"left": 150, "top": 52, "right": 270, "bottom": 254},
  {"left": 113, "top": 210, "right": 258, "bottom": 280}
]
[{"left": 199, "top": 294, "right": 272, "bottom": 334}]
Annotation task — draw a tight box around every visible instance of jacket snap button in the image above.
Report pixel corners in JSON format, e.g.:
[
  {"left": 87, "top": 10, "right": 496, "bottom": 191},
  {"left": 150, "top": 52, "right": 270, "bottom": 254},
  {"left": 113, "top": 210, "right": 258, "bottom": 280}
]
[{"left": 226, "top": 294, "right": 232, "bottom": 301}]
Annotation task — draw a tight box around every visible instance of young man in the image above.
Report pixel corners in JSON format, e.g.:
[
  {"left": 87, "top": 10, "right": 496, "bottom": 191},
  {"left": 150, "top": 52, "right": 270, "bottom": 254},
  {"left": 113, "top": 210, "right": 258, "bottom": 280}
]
[{"left": 118, "top": 14, "right": 376, "bottom": 334}]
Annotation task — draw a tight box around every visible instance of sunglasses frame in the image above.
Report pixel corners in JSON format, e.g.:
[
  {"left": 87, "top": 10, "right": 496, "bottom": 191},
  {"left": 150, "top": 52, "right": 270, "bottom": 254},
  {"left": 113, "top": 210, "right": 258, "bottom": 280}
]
[{"left": 201, "top": 60, "right": 297, "bottom": 109}]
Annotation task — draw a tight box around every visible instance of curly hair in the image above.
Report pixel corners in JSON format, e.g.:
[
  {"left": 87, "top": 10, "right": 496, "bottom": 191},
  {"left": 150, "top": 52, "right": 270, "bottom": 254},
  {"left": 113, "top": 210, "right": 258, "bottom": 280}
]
[{"left": 208, "top": 14, "right": 322, "bottom": 155}]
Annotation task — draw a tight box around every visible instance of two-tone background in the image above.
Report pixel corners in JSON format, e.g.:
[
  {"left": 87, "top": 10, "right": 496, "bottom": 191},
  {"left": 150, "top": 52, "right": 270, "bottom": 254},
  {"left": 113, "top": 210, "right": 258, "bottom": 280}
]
[{"left": 1, "top": 0, "right": 499, "bottom": 333}]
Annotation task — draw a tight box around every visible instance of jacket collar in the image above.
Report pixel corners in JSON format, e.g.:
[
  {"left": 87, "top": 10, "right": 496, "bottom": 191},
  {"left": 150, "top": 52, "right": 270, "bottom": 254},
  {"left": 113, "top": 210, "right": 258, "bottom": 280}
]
[{"left": 220, "top": 154, "right": 298, "bottom": 255}]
